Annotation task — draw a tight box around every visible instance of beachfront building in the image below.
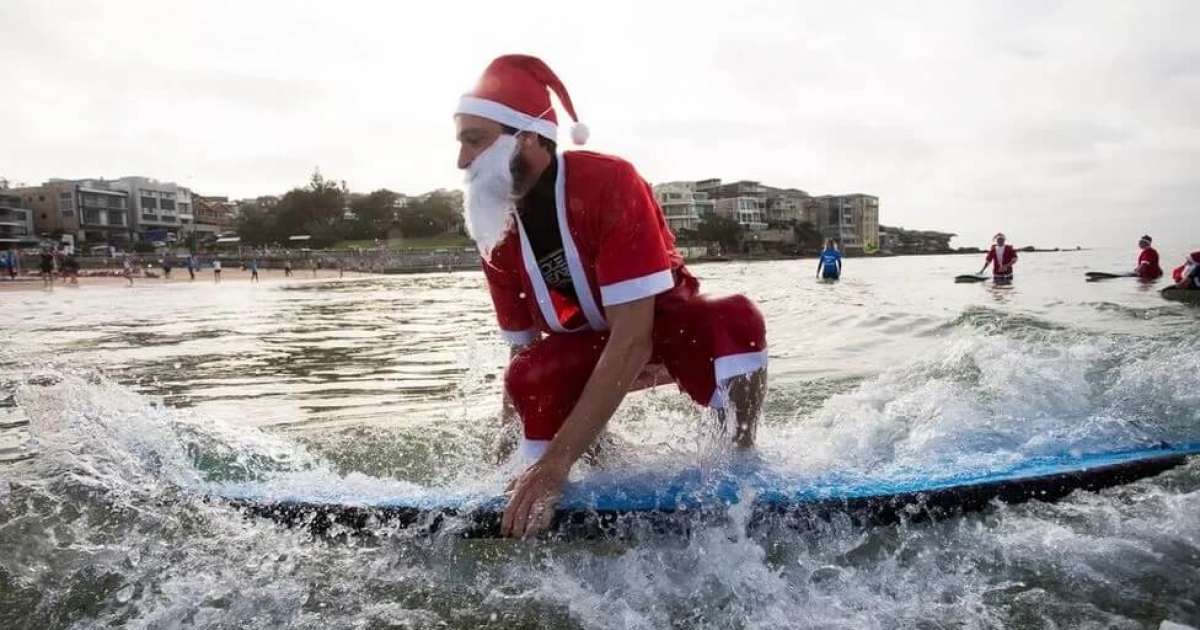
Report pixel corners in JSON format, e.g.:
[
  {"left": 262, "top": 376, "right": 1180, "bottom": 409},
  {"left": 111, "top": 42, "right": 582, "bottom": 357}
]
[
  {"left": 652, "top": 183, "right": 703, "bottom": 232},
  {"left": 762, "top": 189, "right": 811, "bottom": 224},
  {"left": 7, "top": 180, "right": 133, "bottom": 246},
  {"left": 97, "top": 177, "right": 194, "bottom": 244},
  {"left": 192, "top": 195, "right": 240, "bottom": 240},
  {"left": 815, "top": 194, "right": 880, "bottom": 252},
  {"left": 75, "top": 184, "right": 133, "bottom": 245},
  {"left": 0, "top": 191, "right": 37, "bottom": 248},
  {"left": 713, "top": 197, "right": 768, "bottom": 231}
]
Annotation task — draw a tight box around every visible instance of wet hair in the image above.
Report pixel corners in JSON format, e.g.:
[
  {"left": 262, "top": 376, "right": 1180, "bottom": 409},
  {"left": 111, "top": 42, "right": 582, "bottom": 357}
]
[{"left": 500, "top": 124, "right": 557, "bottom": 153}]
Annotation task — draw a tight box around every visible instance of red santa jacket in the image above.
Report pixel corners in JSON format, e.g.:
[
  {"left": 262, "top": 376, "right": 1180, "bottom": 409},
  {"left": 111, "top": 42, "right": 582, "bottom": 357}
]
[
  {"left": 482, "top": 151, "right": 685, "bottom": 344},
  {"left": 1136, "top": 247, "right": 1162, "bottom": 279},
  {"left": 985, "top": 244, "right": 1017, "bottom": 274}
]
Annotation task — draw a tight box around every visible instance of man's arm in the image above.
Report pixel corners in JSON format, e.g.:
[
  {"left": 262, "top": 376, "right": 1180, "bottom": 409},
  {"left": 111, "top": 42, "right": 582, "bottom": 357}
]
[{"left": 500, "top": 296, "right": 655, "bottom": 538}]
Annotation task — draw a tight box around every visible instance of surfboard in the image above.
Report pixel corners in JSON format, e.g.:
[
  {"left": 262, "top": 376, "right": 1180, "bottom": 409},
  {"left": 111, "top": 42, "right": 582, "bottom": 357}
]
[
  {"left": 212, "top": 442, "right": 1200, "bottom": 539},
  {"left": 1086, "top": 271, "right": 1136, "bottom": 281},
  {"left": 955, "top": 273, "right": 989, "bottom": 283},
  {"left": 1161, "top": 287, "right": 1200, "bottom": 304}
]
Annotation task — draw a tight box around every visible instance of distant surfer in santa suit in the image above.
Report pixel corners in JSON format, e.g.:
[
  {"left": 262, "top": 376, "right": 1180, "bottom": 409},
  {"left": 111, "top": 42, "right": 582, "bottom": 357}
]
[
  {"left": 1134, "top": 235, "right": 1162, "bottom": 280},
  {"left": 981, "top": 233, "right": 1017, "bottom": 281},
  {"left": 455, "top": 55, "right": 769, "bottom": 538}
]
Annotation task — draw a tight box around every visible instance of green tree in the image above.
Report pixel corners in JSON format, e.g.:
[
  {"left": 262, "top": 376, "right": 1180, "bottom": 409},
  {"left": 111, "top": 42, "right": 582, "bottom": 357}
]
[
  {"left": 793, "top": 221, "right": 823, "bottom": 253},
  {"left": 350, "top": 189, "right": 399, "bottom": 239},
  {"left": 236, "top": 204, "right": 277, "bottom": 246},
  {"left": 398, "top": 190, "right": 463, "bottom": 238},
  {"left": 696, "top": 216, "right": 744, "bottom": 250},
  {"left": 274, "top": 169, "right": 348, "bottom": 247}
]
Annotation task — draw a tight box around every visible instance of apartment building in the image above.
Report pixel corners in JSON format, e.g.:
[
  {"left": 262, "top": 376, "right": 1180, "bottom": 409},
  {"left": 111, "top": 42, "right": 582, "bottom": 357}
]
[
  {"left": 0, "top": 191, "right": 36, "bottom": 247},
  {"left": 713, "top": 197, "right": 768, "bottom": 230},
  {"left": 815, "top": 194, "right": 880, "bottom": 251},
  {"left": 192, "top": 194, "right": 240, "bottom": 238},
  {"left": 652, "top": 184, "right": 702, "bottom": 232}
]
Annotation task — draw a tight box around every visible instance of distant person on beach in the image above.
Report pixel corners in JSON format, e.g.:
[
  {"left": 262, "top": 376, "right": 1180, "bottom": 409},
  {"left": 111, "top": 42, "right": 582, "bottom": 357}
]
[
  {"left": 249, "top": 258, "right": 259, "bottom": 282},
  {"left": 3, "top": 248, "right": 17, "bottom": 280},
  {"left": 284, "top": 260, "right": 293, "bottom": 277},
  {"left": 186, "top": 255, "right": 196, "bottom": 281},
  {"left": 981, "top": 233, "right": 1018, "bottom": 280},
  {"left": 1134, "top": 235, "right": 1162, "bottom": 280},
  {"left": 161, "top": 257, "right": 172, "bottom": 280},
  {"left": 63, "top": 253, "right": 79, "bottom": 284},
  {"left": 55, "top": 249, "right": 68, "bottom": 283},
  {"left": 213, "top": 259, "right": 222, "bottom": 283},
  {"left": 39, "top": 248, "right": 54, "bottom": 287},
  {"left": 1171, "top": 251, "right": 1200, "bottom": 290},
  {"left": 121, "top": 255, "right": 134, "bottom": 286},
  {"left": 311, "top": 259, "right": 318, "bottom": 277},
  {"left": 816, "top": 238, "right": 842, "bottom": 280},
  {"left": 454, "top": 55, "right": 768, "bottom": 537}
]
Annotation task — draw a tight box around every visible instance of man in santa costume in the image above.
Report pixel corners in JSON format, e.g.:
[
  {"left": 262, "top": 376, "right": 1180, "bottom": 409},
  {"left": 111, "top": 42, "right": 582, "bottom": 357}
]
[
  {"left": 454, "top": 55, "right": 768, "bottom": 538},
  {"left": 1171, "top": 251, "right": 1200, "bottom": 289},
  {"left": 981, "top": 233, "right": 1018, "bottom": 280},
  {"left": 1133, "top": 235, "right": 1162, "bottom": 280}
]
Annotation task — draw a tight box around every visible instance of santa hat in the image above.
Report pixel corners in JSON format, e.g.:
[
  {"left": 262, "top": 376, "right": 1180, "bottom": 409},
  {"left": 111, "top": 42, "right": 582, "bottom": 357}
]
[
  {"left": 455, "top": 54, "right": 589, "bottom": 145},
  {"left": 994, "top": 233, "right": 1006, "bottom": 241},
  {"left": 1189, "top": 251, "right": 1200, "bottom": 265}
]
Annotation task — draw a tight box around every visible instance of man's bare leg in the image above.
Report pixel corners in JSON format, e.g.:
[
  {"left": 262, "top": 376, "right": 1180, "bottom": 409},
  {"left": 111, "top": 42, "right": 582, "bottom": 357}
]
[{"left": 722, "top": 368, "right": 767, "bottom": 448}]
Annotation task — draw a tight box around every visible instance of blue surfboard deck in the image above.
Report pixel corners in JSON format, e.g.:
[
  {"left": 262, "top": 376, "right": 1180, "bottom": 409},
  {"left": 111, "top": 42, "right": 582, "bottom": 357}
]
[{"left": 214, "top": 443, "right": 1200, "bottom": 539}]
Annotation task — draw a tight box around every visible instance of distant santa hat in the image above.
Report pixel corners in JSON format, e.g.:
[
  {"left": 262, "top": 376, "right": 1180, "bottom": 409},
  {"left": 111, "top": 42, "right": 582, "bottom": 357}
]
[
  {"left": 994, "top": 232, "right": 1006, "bottom": 241},
  {"left": 455, "top": 54, "right": 589, "bottom": 145},
  {"left": 1189, "top": 251, "right": 1200, "bottom": 265},
  {"left": 1139, "top": 235, "right": 1152, "bottom": 244}
]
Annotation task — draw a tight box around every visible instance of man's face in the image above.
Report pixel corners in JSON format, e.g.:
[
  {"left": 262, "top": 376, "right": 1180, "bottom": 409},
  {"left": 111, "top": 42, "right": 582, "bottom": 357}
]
[
  {"left": 455, "top": 114, "right": 541, "bottom": 196},
  {"left": 996, "top": 237, "right": 1005, "bottom": 247},
  {"left": 455, "top": 115, "right": 504, "bottom": 171}
]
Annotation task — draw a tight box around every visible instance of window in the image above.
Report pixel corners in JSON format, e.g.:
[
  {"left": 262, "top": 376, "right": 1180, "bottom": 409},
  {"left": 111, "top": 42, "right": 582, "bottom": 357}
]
[
  {"left": 38, "top": 195, "right": 45, "bottom": 202},
  {"left": 41, "top": 213, "right": 47, "bottom": 220},
  {"left": 178, "top": 202, "right": 189, "bottom": 213},
  {"left": 60, "top": 191, "right": 72, "bottom": 199},
  {"left": 141, "top": 196, "right": 157, "bottom": 210},
  {"left": 61, "top": 210, "right": 74, "bottom": 218},
  {"left": 160, "top": 198, "right": 176, "bottom": 211},
  {"left": 142, "top": 213, "right": 158, "bottom": 222},
  {"left": 59, "top": 200, "right": 72, "bottom": 210},
  {"left": 161, "top": 215, "right": 177, "bottom": 222},
  {"left": 85, "top": 210, "right": 102, "bottom": 224}
]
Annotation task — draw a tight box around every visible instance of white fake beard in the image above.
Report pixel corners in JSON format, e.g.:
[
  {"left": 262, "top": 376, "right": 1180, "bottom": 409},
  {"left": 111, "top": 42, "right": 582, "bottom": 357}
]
[{"left": 463, "top": 134, "right": 520, "bottom": 258}]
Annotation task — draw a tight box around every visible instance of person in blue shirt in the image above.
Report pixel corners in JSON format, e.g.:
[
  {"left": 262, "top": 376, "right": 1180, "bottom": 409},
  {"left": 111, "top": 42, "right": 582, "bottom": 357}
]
[
  {"left": 816, "top": 238, "right": 842, "bottom": 280},
  {"left": 248, "top": 258, "right": 260, "bottom": 283}
]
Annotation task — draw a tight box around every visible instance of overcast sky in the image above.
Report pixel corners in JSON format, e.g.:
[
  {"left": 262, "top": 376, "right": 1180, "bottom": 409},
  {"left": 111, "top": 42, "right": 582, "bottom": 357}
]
[{"left": 4, "top": 0, "right": 1198, "bottom": 249}]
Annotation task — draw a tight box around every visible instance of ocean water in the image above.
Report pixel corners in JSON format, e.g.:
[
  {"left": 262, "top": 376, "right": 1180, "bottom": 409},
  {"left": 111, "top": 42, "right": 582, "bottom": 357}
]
[{"left": 1, "top": 249, "right": 1198, "bottom": 629}]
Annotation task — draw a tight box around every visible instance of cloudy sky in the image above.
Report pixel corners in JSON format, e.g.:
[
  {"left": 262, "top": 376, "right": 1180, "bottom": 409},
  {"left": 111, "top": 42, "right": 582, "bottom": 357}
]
[{"left": 4, "top": 0, "right": 1198, "bottom": 249}]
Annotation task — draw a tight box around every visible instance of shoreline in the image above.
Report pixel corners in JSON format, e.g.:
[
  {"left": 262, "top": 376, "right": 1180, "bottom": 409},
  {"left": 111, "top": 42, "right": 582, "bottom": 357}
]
[{"left": 0, "top": 268, "right": 375, "bottom": 292}]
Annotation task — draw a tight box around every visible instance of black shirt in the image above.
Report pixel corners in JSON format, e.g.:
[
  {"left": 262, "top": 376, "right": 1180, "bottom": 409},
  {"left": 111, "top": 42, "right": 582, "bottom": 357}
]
[{"left": 516, "top": 159, "right": 576, "bottom": 299}]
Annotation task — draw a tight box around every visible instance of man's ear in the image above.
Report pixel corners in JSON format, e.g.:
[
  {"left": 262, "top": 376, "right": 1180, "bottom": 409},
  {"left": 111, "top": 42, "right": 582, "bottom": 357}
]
[{"left": 518, "top": 132, "right": 540, "bottom": 151}]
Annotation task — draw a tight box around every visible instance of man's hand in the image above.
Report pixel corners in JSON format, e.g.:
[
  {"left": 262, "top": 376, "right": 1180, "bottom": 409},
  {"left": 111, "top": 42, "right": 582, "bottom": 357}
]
[
  {"left": 501, "top": 455, "right": 570, "bottom": 538},
  {"left": 500, "top": 296, "right": 656, "bottom": 538}
]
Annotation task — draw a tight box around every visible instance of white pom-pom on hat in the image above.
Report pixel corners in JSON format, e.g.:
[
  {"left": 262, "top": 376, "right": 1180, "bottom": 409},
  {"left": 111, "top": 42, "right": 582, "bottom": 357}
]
[{"left": 570, "top": 122, "right": 590, "bottom": 145}]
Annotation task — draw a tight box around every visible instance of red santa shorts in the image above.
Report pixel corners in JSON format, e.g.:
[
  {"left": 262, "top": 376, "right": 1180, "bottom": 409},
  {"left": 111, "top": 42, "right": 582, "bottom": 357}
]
[{"left": 505, "top": 287, "right": 767, "bottom": 451}]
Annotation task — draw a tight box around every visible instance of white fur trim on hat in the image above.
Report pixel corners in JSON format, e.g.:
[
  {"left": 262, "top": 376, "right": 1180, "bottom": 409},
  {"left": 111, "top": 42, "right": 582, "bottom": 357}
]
[
  {"left": 570, "top": 122, "right": 589, "bottom": 145},
  {"left": 457, "top": 95, "right": 558, "bottom": 141}
]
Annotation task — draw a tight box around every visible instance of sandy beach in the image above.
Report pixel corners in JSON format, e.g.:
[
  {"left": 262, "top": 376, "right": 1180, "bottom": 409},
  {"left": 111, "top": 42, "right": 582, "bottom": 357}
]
[{"left": 0, "top": 268, "right": 376, "bottom": 292}]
